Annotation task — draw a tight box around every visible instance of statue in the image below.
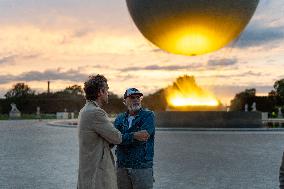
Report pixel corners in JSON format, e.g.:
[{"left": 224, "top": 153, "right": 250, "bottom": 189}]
[
  {"left": 36, "top": 106, "right": 41, "bottom": 119},
  {"left": 278, "top": 107, "right": 283, "bottom": 118},
  {"left": 71, "top": 112, "right": 75, "bottom": 119},
  {"left": 9, "top": 103, "right": 21, "bottom": 119},
  {"left": 251, "top": 102, "right": 256, "bottom": 111},
  {"left": 245, "top": 104, "right": 248, "bottom": 112},
  {"left": 226, "top": 106, "right": 230, "bottom": 112}
]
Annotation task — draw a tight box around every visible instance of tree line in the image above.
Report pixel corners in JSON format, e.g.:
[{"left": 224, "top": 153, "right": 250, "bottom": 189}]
[
  {"left": 0, "top": 83, "right": 167, "bottom": 115},
  {"left": 1, "top": 78, "right": 283, "bottom": 115},
  {"left": 230, "top": 79, "right": 284, "bottom": 113}
]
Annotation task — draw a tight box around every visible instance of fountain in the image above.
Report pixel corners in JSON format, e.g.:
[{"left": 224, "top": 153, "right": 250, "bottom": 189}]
[{"left": 156, "top": 76, "right": 262, "bottom": 128}]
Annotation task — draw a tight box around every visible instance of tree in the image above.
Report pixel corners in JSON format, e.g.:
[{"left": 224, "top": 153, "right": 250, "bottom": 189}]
[
  {"left": 268, "top": 90, "right": 277, "bottom": 97},
  {"left": 242, "top": 88, "right": 256, "bottom": 97},
  {"left": 274, "top": 79, "right": 284, "bottom": 98},
  {"left": 230, "top": 88, "right": 256, "bottom": 111},
  {"left": 143, "top": 89, "right": 167, "bottom": 111},
  {"left": 5, "top": 83, "right": 35, "bottom": 98},
  {"left": 63, "top": 85, "right": 84, "bottom": 96}
]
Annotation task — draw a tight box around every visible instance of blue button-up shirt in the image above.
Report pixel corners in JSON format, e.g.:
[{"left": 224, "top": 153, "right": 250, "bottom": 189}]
[{"left": 114, "top": 108, "right": 155, "bottom": 169}]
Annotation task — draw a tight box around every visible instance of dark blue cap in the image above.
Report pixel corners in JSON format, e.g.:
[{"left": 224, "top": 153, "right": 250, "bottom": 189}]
[{"left": 124, "top": 88, "right": 143, "bottom": 99}]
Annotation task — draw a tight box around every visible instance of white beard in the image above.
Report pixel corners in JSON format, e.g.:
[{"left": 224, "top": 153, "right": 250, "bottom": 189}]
[{"left": 127, "top": 103, "right": 141, "bottom": 112}]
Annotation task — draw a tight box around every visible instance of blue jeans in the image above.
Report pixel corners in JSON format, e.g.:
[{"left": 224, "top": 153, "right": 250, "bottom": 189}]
[{"left": 117, "top": 168, "right": 154, "bottom": 189}]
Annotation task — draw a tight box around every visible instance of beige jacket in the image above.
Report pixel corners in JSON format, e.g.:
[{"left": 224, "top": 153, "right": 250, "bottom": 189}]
[{"left": 77, "top": 101, "right": 122, "bottom": 189}]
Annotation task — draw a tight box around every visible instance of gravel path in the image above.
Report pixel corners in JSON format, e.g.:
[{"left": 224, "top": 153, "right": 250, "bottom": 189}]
[{"left": 0, "top": 120, "right": 283, "bottom": 189}]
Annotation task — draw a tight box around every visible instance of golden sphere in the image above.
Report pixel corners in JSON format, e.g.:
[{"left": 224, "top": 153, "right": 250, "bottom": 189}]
[{"left": 126, "top": 0, "right": 259, "bottom": 56}]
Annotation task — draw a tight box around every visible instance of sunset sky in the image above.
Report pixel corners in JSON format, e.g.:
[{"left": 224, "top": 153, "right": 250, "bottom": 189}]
[{"left": 0, "top": 0, "right": 283, "bottom": 104}]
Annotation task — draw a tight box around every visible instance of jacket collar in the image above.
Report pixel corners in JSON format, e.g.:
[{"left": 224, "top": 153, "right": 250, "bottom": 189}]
[{"left": 86, "top": 100, "right": 99, "bottom": 107}]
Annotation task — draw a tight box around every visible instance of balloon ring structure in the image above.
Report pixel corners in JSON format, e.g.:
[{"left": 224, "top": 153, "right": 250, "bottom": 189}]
[{"left": 126, "top": 0, "right": 259, "bottom": 56}]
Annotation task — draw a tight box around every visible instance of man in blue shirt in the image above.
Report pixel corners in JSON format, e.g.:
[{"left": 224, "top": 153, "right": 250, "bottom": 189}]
[{"left": 115, "top": 88, "right": 155, "bottom": 189}]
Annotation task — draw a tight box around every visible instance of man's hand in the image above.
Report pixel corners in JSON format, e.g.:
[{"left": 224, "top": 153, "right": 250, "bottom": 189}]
[{"left": 134, "top": 130, "right": 149, "bottom": 141}]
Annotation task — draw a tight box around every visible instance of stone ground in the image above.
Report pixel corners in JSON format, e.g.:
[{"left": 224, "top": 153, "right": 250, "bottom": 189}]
[{"left": 0, "top": 120, "right": 284, "bottom": 189}]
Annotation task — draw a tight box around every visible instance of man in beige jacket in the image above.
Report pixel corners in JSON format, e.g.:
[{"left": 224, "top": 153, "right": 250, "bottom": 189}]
[{"left": 77, "top": 75, "right": 149, "bottom": 189}]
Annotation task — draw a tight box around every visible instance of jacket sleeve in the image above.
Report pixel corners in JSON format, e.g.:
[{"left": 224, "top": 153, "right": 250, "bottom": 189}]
[
  {"left": 87, "top": 109, "right": 122, "bottom": 144},
  {"left": 114, "top": 116, "right": 135, "bottom": 145},
  {"left": 117, "top": 111, "right": 155, "bottom": 145},
  {"left": 128, "top": 111, "right": 155, "bottom": 145},
  {"left": 280, "top": 152, "right": 284, "bottom": 189},
  {"left": 140, "top": 111, "right": 155, "bottom": 136}
]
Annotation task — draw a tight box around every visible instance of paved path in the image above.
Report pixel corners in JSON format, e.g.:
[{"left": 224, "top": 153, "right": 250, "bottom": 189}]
[{"left": 0, "top": 120, "right": 284, "bottom": 189}]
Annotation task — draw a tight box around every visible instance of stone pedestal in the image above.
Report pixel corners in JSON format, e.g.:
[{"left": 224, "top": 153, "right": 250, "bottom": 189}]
[
  {"left": 56, "top": 112, "right": 69, "bottom": 119},
  {"left": 156, "top": 111, "right": 263, "bottom": 128}
]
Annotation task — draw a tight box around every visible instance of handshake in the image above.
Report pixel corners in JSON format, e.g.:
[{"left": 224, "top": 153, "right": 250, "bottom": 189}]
[{"left": 133, "top": 130, "right": 150, "bottom": 141}]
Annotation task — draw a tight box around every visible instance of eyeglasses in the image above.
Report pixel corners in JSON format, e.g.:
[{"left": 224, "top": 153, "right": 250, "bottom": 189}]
[{"left": 129, "top": 95, "right": 142, "bottom": 100}]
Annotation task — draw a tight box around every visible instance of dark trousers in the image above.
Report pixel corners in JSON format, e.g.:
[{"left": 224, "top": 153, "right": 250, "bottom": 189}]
[{"left": 117, "top": 168, "right": 154, "bottom": 189}]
